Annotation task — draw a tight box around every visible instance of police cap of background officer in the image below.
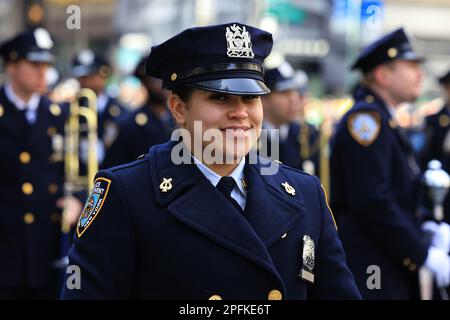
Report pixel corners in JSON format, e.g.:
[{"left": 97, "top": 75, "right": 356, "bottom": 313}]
[
  {"left": 71, "top": 49, "right": 112, "bottom": 78},
  {"left": 0, "top": 27, "right": 54, "bottom": 64},
  {"left": 351, "top": 27, "right": 424, "bottom": 74}
]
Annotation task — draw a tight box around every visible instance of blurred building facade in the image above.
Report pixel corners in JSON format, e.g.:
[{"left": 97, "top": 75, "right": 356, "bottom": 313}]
[{"left": 0, "top": 0, "right": 449, "bottom": 98}]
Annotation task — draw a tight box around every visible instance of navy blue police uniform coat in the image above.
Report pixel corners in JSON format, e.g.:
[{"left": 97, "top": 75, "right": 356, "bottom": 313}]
[
  {"left": 330, "top": 86, "right": 428, "bottom": 299},
  {"left": 62, "top": 141, "right": 360, "bottom": 299},
  {"left": 102, "top": 104, "right": 173, "bottom": 169},
  {"left": 422, "top": 105, "right": 450, "bottom": 224},
  {"left": 261, "top": 122, "right": 321, "bottom": 177},
  {"left": 0, "top": 86, "right": 67, "bottom": 290},
  {"left": 280, "top": 122, "right": 320, "bottom": 176},
  {"left": 97, "top": 95, "right": 128, "bottom": 152}
]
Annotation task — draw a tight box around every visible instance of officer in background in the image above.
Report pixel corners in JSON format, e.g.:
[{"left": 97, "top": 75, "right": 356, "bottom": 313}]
[
  {"left": 102, "top": 56, "right": 173, "bottom": 168},
  {"left": 330, "top": 28, "right": 450, "bottom": 299},
  {"left": 422, "top": 72, "right": 450, "bottom": 169},
  {"left": 261, "top": 61, "right": 320, "bottom": 176},
  {"left": 0, "top": 28, "right": 82, "bottom": 299},
  {"left": 62, "top": 22, "right": 360, "bottom": 299},
  {"left": 72, "top": 49, "right": 129, "bottom": 168}
]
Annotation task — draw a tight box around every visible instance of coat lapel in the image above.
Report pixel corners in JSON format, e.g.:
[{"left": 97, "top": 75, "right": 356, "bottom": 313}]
[
  {"left": 243, "top": 158, "right": 306, "bottom": 248},
  {"left": 148, "top": 142, "right": 291, "bottom": 282}
]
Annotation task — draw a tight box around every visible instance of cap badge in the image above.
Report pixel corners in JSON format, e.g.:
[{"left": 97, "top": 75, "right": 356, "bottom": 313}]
[
  {"left": 78, "top": 49, "right": 95, "bottom": 66},
  {"left": 226, "top": 24, "right": 254, "bottom": 58},
  {"left": 34, "top": 28, "right": 53, "bottom": 49}
]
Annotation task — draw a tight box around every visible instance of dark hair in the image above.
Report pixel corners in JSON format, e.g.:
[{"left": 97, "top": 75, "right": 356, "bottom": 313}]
[{"left": 171, "top": 85, "right": 195, "bottom": 102}]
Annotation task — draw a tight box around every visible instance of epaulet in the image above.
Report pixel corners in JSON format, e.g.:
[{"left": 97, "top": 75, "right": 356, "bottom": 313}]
[{"left": 110, "top": 156, "right": 148, "bottom": 173}]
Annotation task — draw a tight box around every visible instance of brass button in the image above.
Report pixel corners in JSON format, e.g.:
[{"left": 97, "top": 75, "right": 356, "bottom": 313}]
[
  {"left": 19, "top": 151, "right": 31, "bottom": 164},
  {"left": 389, "top": 119, "right": 397, "bottom": 129},
  {"left": 135, "top": 113, "right": 148, "bottom": 126},
  {"left": 439, "top": 115, "right": 450, "bottom": 127},
  {"left": 50, "top": 104, "right": 61, "bottom": 117},
  {"left": 281, "top": 232, "right": 287, "bottom": 239},
  {"left": 24, "top": 213, "right": 35, "bottom": 225},
  {"left": 387, "top": 47, "right": 398, "bottom": 58},
  {"left": 108, "top": 105, "right": 121, "bottom": 118},
  {"left": 402, "top": 258, "right": 411, "bottom": 267},
  {"left": 50, "top": 212, "right": 61, "bottom": 223},
  {"left": 267, "top": 289, "right": 282, "bottom": 300},
  {"left": 208, "top": 294, "right": 222, "bottom": 300},
  {"left": 365, "top": 95, "right": 374, "bottom": 103},
  {"left": 0, "top": 104, "right": 4, "bottom": 117},
  {"left": 47, "top": 126, "right": 57, "bottom": 136},
  {"left": 171, "top": 73, "right": 177, "bottom": 81},
  {"left": 22, "top": 182, "right": 34, "bottom": 195},
  {"left": 9, "top": 51, "right": 18, "bottom": 61},
  {"left": 48, "top": 183, "right": 58, "bottom": 194},
  {"left": 408, "top": 263, "right": 417, "bottom": 272}
]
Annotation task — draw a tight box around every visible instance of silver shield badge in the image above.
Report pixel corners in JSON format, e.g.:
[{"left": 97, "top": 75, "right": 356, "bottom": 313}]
[
  {"left": 300, "top": 235, "right": 315, "bottom": 283},
  {"left": 226, "top": 24, "right": 254, "bottom": 58}
]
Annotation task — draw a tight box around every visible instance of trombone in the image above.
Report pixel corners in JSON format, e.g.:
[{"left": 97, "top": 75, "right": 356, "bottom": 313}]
[{"left": 54, "top": 88, "right": 98, "bottom": 269}]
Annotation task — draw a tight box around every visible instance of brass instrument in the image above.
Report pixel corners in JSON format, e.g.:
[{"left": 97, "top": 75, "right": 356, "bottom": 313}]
[{"left": 54, "top": 88, "right": 98, "bottom": 270}]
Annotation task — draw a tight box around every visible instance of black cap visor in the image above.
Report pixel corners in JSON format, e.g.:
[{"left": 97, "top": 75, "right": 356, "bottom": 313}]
[{"left": 188, "top": 78, "right": 270, "bottom": 95}]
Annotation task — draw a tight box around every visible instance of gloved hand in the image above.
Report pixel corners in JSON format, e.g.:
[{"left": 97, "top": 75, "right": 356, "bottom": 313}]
[
  {"left": 422, "top": 221, "right": 450, "bottom": 253},
  {"left": 424, "top": 247, "right": 450, "bottom": 288}
]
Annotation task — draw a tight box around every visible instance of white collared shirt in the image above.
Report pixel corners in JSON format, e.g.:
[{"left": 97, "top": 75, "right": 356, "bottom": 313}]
[
  {"left": 5, "top": 83, "right": 40, "bottom": 124},
  {"left": 192, "top": 155, "right": 247, "bottom": 210}
]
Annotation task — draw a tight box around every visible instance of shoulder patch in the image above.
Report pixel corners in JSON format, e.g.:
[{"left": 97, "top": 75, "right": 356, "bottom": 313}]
[
  {"left": 347, "top": 111, "right": 381, "bottom": 146},
  {"left": 77, "top": 177, "right": 111, "bottom": 238}
]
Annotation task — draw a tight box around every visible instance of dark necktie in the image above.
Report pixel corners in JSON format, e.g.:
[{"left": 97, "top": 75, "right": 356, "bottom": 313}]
[{"left": 216, "top": 176, "right": 243, "bottom": 213}]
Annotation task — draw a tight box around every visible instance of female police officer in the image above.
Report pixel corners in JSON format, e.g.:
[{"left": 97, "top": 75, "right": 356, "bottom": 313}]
[{"left": 62, "top": 23, "right": 360, "bottom": 300}]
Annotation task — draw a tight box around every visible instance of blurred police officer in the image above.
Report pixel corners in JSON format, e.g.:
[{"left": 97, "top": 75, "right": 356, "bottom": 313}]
[
  {"left": 423, "top": 72, "right": 450, "bottom": 170},
  {"left": 102, "top": 57, "right": 173, "bottom": 168},
  {"left": 72, "top": 49, "right": 128, "bottom": 168},
  {"left": 330, "top": 28, "right": 450, "bottom": 299},
  {"left": 261, "top": 61, "right": 320, "bottom": 176},
  {"left": 62, "top": 22, "right": 360, "bottom": 299},
  {"left": 0, "top": 28, "right": 82, "bottom": 299}
]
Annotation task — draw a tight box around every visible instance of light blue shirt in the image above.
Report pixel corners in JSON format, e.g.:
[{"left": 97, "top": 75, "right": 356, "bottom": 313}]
[
  {"left": 192, "top": 156, "right": 247, "bottom": 210},
  {"left": 5, "top": 83, "right": 40, "bottom": 124}
]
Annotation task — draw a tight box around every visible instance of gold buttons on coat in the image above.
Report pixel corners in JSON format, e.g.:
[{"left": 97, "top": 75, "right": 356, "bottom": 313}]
[
  {"left": 19, "top": 151, "right": 31, "bottom": 164},
  {"left": 402, "top": 258, "right": 411, "bottom": 267},
  {"left": 267, "top": 289, "right": 282, "bottom": 300},
  {"left": 365, "top": 95, "right": 374, "bottom": 103},
  {"left": 109, "top": 105, "right": 121, "bottom": 118},
  {"left": 135, "top": 113, "right": 148, "bottom": 126},
  {"left": 50, "top": 104, "right": 61, "bottom": 117},
  {"left": 48, "top": 183, "right": 58, "bottom": 194},
  {"left": 208, "top": 294, "right": 222, "bottom": 300},
  {"left": 47, "top": 126, "right": 57, "bottom": 136},
  {"left": 24, "top": 213, "right": 35, "bottom": 224},
  {"left": 0, "top": 104, "right": 4, "bottom": 117},
  {"left": 22, "top": 182, "right": 34, "bottom": 195}
]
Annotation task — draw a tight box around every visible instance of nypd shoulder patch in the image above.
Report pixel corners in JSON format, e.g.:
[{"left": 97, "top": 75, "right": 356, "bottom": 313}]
[
  {"left": 347, "top": 111, "right": 381, "bottom": 147},
  {"left": 77, "top": 177, "right": 111, "bottom": 238}
]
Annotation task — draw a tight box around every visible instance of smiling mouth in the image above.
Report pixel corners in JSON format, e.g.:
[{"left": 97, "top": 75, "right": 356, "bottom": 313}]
[{"left": 220, "top": 126, "right": 251, "bottom": 132}]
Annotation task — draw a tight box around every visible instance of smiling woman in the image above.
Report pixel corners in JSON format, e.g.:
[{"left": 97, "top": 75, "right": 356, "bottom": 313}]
[{"left": 61, "top": 22, "right": 361, "bottom": 300}]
